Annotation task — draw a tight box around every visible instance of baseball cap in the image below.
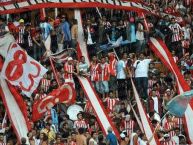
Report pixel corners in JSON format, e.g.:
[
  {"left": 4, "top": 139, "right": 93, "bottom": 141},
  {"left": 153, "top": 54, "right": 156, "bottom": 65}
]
[
  {"left": 67, "top": 57, "right": 73, "bottom": 61},
  {"left": 19, "top": 19, "right": 24, "bottom": 23}
]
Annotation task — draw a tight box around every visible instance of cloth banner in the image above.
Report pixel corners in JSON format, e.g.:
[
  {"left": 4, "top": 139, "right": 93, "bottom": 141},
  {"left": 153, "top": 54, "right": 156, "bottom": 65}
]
[
  {"left": 131, "top": 78, "right": 160, "bottom": 145},
  {"left": 1, "top": 42, "right": 47, "bottom": 97},
  {"left": 77, "top": 76, "right": 120, "bottom": 138},
  {"left": 149, "top": 37, "right": 193, "bottom": 143},
  {"left": 32, "top": 82, "right": 76, "bottom": 121},
  {"left": 74, "top": 10, "right": 90, "bottom": 65},
  {"left": 0, "top": 78, "right": 29, "bottom": 143}
]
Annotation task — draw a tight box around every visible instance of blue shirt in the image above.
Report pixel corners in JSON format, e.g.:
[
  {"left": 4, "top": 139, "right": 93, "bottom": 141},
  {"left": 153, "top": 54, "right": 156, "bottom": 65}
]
[
  {"left": 130, "top": 24, "right": 136, "bottom": 43},
  {"left": 62, "top": 21, "right": 71, "bottom": 41},
  {"left": 40, "top": 22, "right": 53, "bottom": 40},
  {"left": 106, "top": 132, "right": 118, "bottom": 145}
]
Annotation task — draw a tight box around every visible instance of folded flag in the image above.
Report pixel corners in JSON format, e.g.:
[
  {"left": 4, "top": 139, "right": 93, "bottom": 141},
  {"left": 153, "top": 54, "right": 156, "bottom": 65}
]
[{"left": 166, "top": 90, "right": 193, "bottom": 117}]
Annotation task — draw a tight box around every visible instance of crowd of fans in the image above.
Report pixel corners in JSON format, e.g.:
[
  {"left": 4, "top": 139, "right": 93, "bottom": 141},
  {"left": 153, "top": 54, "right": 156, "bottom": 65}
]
[{"left": 0, "top": 0, "right": 193, "bottom": 145}]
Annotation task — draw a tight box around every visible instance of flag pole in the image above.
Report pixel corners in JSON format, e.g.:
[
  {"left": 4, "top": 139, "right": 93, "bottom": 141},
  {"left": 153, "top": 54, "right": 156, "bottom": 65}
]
[{"left": 49, "top": 58, "right": 61, "bottom": 87}]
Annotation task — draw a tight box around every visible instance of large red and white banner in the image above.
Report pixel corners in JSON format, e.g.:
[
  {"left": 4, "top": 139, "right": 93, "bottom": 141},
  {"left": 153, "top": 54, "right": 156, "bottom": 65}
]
[
  {"left": 32, "top": 82, "right": 76, "bottom": 121},
  {"left": 131, "top": 79, "right": 160, "bottom": 145},
  {"left": 77, "top": 77, "right": 120, "bottom": 138},
  {"left": 74, "top": 10, "right": 90, "bottom": 65},
  {"left": 0, "top": 78, "right": 29, "bottom": 142},
  {"left": 149, "top": 37, "right": 193, "bottom": 144},
  {"left": 1, "top": 43, "right": 47, "bottom": 97}
]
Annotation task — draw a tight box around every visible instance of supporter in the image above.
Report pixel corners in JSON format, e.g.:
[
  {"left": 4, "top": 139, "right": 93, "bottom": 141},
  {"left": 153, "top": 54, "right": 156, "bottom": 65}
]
[
  {"left": 16, "top": 19, "right": 25, "bottom": 48},
  {"left": 73, "top": 112, "right": 87, "bottom": 130},
  {"left": 135, "top": 19, "right": 145, "bottom": 53},
  {"left": 99, "top": 56, "right": 110, "bottom": 98},
  {"left": 71, "top": 19, "right": 78, "bottom": 49},
  {"left": 40, "top": 123, "right": 56, "bottom": 143},
  {"left": 84, "top": 19, "right": 97, "bottom": 58},
  {"left": 133, "top": 53, "right": 152, "bottom": 101},
  {"left": 61, "top": 14, "right": 71, "bottom": 50},
  {"left": 168, "top": 18, "right": 183, "bottom": 57},
  {"left": 98, "top": 134, "right": 106, "bottom": 145},
  {"left": 20, "top": 137, "right": 27, "bottom": 145},
  {"left": 88, "top": 131, "right": 98, "bottom": 145},
  {"left": 149, "top": 90, "right": 162, "bottom": 115},
  {"left": 40, "top": 17, "right": 53, "bottom": 41},
  {"left": 76, "top": 128, "right": 87, "bottom": 145},
  {"left": 106, "top": 127, "right": 117, "bottom": 145},
  {"left": 116, "top": 53, "right": 127, "bottom": 100}
]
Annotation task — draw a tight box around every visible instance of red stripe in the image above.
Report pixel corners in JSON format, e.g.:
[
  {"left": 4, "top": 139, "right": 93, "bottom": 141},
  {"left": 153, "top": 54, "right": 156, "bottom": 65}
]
[{"left": 78, "top": 77, "right": 120, "bottom": 140}]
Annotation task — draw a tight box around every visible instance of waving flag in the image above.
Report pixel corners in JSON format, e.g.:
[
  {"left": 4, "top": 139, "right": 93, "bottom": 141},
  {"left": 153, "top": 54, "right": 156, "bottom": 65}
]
[
  {"left": 1, "top": 42, "right": 47, "bottom": 97},
  {"left": 166, "top": 90, "right": 193, "bottom": 117},
  {"left": 131, "top": 79, "right": 160, "bottom": 145},
  {"left": 149, "top": 37, "right": 193, "bottom": 144},
  {"left": 32, "top": 82, "right": 76, "bottom": 121}
]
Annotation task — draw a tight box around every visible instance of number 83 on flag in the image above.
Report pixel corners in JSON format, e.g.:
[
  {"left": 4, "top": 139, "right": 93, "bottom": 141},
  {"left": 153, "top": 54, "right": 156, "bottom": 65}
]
[{"left": 1, "top": 43, "right": 47, "bottom": 97}]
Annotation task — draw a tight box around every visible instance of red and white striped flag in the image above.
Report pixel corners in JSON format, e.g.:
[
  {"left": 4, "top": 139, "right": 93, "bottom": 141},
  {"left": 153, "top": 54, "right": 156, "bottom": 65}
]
[
  {"left": 149, "top": 37, "right": 193, "bottom": 144},
  {"left": 131, "top": 79, "right": 160, "bottom": 145}
]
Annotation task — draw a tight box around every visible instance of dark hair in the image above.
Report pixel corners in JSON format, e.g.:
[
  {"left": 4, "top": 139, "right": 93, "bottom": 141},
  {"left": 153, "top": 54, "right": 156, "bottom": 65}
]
[
  {"left": 72, "top": 19, "right": 78, "bottom": 25},
  {"left": 91, "top": 131, "right": 96, "bottom": 137},
  {"left": 78, "top": 128, "right": 85, "bottom": 134}
]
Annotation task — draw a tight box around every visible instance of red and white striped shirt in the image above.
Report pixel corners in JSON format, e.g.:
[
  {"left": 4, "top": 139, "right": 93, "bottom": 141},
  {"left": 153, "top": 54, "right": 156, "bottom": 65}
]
[
  {"left": 90, "top": 63, "right": 100, "bottom": 82},
  {"left": 161, "top": 139, "right": 176, "bottom": 145},
  {"left": 73, "top": 119, "right": 87, "bottom": 129},
  {"left": 122, "top": 119, "right": 134, "bottom": 136},
  {"left": 169, "top": 23, "right": 182, "bottom": 42},
  {"left": 41, "top": 78, "right": 51, "bottom": 92},
  {"left": 0, "top": 142, "right": 6, "bottom": 145},
  {"left": 100, "top": 63, "right": 110, "bottom": 81},
  {"left": 105, "top": 97, "right": 119, "bottom": 112},
  {"left": 69, "top": 141, "right": 76, "bottom": 145},
  {"left": 164, "top": 122, "right": 176, "bottom": 138},
  {"left": 84, "top": 101, "right": 94, "bottom": 114},
  {"left": 64, "top": 63, "right": 74, "bottom": 80},
  {"left": 16, "top": 26, "right": 25, "bottom": 44}
]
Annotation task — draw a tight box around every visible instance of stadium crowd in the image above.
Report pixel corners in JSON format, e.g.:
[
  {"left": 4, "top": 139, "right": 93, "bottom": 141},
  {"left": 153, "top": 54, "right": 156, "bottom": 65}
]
[{"left": 0, "top": 0, "right": 193, "bottom": 145}]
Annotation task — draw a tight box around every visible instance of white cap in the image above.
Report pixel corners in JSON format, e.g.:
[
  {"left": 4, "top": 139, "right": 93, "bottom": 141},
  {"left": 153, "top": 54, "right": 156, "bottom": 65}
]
[
  {"left": 67, "top": 57, "right": 73, "bottom": 61},
  {"left": 164, "top": 134, "right": 170, "bottom": 138},
  {"left": 120, "top": 133, "right": 126, "bottom": 138}
]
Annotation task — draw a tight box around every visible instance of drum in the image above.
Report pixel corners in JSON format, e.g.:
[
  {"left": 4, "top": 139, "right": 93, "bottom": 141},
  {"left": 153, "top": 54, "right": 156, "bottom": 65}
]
[{"left": 67, "top": 104, "right": 83, "bottom": 121}]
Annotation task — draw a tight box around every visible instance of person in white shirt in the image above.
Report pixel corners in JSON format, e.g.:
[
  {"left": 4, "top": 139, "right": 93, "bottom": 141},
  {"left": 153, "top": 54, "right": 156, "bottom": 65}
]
[
  {"left": 116, "top": 53, "right": 128, "bottom": 100},
  {"left": 136, "top": 22, "right": 145, "bottom": 53},
  {"left": 89, "top": 131, "right": 98, "bottom": 145},
  {"left": 133, "top": 53, "right": 151, "bottom": 100}
]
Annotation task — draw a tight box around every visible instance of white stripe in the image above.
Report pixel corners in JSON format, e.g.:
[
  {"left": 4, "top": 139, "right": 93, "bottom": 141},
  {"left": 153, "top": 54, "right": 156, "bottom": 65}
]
[
  {"left": 18, "top": 1, "right": 29, "bottom": 7},
  {"left": 131, "top": 79, "right": 157, "bottom": 145},
  {"left": 0, "top": 78, "right": 28, "bottom": 143},
  {"left": 74, "top": 10, "right": 90, "bottom": 65},
  {"left": 77, "top": 77, "right": 112, "bottom": 135},
  {"left": 4, "top": 4, "right": 15, "bottom": 10},
  {"left": 150, "top": 37, "right": 183, "bottom": 94}
]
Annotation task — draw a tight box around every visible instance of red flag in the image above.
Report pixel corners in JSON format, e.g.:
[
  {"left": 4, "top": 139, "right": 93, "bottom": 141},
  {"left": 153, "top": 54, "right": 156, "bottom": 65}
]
[{"left": 32, "top": 82, "right": 76, "bottom": 121}]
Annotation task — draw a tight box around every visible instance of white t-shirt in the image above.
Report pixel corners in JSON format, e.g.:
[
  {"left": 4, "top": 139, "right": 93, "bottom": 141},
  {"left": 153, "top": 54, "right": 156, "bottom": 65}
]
[
  {"left": 138, "top": 138, "right": 147, "bottom": 145},
  {"left": 116, "top": 60, "right": 126, "bottom": 79},
  {"left": 133, "top": 59, "right": 151, "bottom": 78},
  {"left": 136, "top": 23, "right": 144, "bottom": 41}
]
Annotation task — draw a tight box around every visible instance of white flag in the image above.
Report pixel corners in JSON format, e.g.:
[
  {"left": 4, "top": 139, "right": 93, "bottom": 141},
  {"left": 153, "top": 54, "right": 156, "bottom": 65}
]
[{"left": 1, "top": 42, "right": 47, "bottom": 97}]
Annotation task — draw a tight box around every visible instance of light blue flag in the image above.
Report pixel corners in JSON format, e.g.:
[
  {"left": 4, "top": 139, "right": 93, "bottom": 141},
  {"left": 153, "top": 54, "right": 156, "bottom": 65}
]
[{"left": 166, "top": 90, "right": 193, "bottom": 117}]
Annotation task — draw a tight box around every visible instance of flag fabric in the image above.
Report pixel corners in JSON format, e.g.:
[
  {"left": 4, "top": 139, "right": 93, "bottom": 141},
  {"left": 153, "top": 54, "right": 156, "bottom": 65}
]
[
  {"left": 0, "top": 78, "right": 29, "bottom": 143},
  {"left": 1, "top": 42, "right": 48, "bottom": 97},
  {"left": 74, "top": 10, "right": 90, "bottom": 65},
  {"left": 77, "top": 76, "right": 120, "bottom": 139},
  {"left": 131, "top": 78, "right": 160, "bottom": 145},
  {"left": 32, "top": 82, "right": 76, "bottom": 121},
  {"left": 149, "top": 37, "right": 193, "bottom": 144},
  {"left": 49, "top": 49, "right": 70, "bottom": 63},
  {"left": 166, "top": 90, "right": 193, "bottom": 117}
]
